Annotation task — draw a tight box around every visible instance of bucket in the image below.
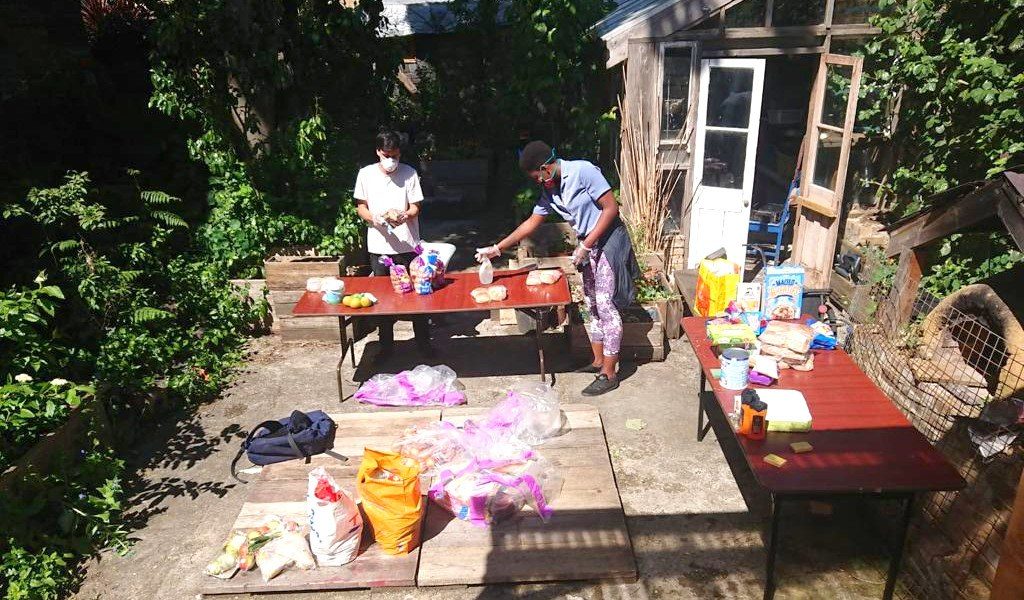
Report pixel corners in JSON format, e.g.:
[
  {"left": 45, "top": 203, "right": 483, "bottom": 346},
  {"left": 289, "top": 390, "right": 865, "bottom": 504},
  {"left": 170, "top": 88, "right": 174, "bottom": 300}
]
[{"left": 720, "top": 347, "right": 750, "bottom": 390}]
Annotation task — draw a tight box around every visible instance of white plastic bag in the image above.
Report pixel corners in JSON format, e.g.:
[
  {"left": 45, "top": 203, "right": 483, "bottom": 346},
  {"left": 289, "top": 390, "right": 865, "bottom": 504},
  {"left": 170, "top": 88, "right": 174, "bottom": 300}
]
[
  {"left": 256, "top": 530, "right": 316, "bottom": 581},
  {"left": 307, "top": 467, "right": 363, "bottom": 566}
]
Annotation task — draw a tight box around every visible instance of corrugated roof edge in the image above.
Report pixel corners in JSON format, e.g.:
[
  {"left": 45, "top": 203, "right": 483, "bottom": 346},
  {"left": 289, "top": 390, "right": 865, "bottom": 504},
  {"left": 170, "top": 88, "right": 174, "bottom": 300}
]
[{"left": 594, "top": 0, "right": 684, "bottom": 40}]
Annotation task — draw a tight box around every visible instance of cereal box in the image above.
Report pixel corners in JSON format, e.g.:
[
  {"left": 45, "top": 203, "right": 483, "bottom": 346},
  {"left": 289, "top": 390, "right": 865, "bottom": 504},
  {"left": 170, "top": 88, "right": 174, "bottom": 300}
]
[
  {"left": 762, "top": 265, "right": 804, "bottom": 320},
  {"left": 736, "top": 283, "right": 761, "bottom": 313}
]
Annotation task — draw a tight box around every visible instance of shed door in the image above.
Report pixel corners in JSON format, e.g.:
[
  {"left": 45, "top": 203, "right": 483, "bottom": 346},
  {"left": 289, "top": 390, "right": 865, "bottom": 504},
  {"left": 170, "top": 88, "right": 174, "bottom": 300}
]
[
  {"left": 687, "top": 58, "right": 766, "bottom": 269},
  {"left": 790, "top": 53, "right": 864, "bottom": 288}
]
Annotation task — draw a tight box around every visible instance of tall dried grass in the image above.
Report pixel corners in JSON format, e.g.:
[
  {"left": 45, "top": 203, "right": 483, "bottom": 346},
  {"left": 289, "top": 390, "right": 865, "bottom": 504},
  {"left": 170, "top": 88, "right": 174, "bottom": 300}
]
[{"left": 616, "top": 71, "right": 691, "bottom": 256}]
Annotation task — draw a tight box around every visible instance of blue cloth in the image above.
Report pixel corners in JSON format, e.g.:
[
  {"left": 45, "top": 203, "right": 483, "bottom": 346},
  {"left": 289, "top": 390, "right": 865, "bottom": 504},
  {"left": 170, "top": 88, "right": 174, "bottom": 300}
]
[{"left": 532, "top": 159, "right": 612, "bottom": 238}]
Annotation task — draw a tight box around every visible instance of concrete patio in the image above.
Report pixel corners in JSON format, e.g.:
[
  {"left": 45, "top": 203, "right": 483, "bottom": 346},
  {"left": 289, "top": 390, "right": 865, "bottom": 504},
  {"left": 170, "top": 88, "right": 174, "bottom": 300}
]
[{"left": 72, "top": 308, "right": 902, "bottom": 600}]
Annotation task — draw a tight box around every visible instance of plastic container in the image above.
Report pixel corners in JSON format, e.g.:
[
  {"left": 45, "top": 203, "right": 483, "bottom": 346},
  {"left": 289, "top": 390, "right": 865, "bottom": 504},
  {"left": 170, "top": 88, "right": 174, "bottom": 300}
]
[
  {"left": 478, "top": 257, "right": 494, "bottom": 285},
  {"left": 719, "top": 347, "right": 750, "bottom": 390},
  {"left": 321, "top": 278, "right": 344, "bottom": 304}
]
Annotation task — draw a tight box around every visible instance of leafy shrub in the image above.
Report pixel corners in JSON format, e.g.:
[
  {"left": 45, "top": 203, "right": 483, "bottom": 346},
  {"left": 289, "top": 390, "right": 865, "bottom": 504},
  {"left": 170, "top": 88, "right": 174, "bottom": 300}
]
[
  {"left": 1, "top": 172, "right": 260, "bottom": 598},
  {"left": 1, "top": 442, "right": 127, "bottom": 600},
  {"left": 0, "top": 378, "right": 93, "bottom": 470},
  {"left": 149, "top": 0, "right": 398, "bottom": 277},
  {"left": 860, "top": 0, "right": 1024, "bottom": 214},
  {"left": 920, "top": 232, "right": 1024, "bottom": 297},
  {"left": 0, "top": 278, "right": 65, "bottom": 375}
]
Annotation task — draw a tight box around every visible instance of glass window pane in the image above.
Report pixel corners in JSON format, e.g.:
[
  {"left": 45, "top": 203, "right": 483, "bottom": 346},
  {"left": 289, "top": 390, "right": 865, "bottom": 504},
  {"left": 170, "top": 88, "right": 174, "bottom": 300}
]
[
  {"left": 706, "top": 67, "right": 754, "bottom": 128},
  {"left": 833, "top": 0, "right": 880, "bottom": 24},
  {"left": 702, "top": 130, "right": 748, "bottom": 189},
  {"left": 822, "top": 63, "right": 853, "bottom": 128},
  {"left": 724, "top": 0, "right": 766, "bottom": 27},
  {"left": 772, "top": 0, "right": 825, "bottom": 26},
  {"left": 661, "top": 46, "right": 692, "bottom": 138},
  {"left": 812, "top": 128, "right": 843, "bottom": 190}
]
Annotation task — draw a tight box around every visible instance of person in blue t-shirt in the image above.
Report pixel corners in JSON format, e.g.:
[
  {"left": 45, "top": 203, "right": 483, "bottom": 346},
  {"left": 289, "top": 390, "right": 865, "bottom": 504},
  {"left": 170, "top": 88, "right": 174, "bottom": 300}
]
[{"left": 476, "top": 141, "right": 640, "bottom": 396}]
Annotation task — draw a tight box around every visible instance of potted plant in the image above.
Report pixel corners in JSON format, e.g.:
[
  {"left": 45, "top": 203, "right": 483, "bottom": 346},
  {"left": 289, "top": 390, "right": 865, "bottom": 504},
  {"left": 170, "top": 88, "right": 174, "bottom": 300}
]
[{"left": 635, "top": 267, "right": 682, "bottom": 339}]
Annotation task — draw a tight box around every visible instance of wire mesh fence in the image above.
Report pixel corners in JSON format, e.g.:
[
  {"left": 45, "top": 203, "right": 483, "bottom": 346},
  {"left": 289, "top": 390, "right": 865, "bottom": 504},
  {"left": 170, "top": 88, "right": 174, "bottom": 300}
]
[{"left": 850, "top": 283, "right": 1024, "bottom": 600}]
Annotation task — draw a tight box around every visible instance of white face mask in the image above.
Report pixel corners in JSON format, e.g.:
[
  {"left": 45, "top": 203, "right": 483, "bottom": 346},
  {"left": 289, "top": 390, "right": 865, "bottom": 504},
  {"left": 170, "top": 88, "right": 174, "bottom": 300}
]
[{"left": 379, "top": 156, "right": 399, "bottom": 173}]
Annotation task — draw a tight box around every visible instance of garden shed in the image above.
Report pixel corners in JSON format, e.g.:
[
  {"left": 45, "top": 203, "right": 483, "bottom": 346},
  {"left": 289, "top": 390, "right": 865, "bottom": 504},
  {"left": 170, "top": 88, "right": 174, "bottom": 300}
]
[{"left": 598, "top": 0, "right": 880, "bottom": 287}]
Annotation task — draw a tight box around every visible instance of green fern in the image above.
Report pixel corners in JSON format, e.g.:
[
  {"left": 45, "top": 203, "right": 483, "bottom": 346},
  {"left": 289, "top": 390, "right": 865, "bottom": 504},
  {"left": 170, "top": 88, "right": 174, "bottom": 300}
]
[
  {"left": 52, "top": 240, "right": 80, "bottom": 252},
  {"left": 141, "top": 190, "right": 179, "bottom": 206},
  {"left": 132, "top": 306, "right": 173, "bottom": 323},
  {"left": 150, "top": 210, "right": 188, "bottom": 228}
]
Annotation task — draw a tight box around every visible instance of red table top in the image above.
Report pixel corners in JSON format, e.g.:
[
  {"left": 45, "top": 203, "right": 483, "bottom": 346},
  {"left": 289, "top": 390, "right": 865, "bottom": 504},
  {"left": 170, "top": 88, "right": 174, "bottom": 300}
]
[
  {"left": 681, "top": 317, "right": 965, "bottom": 495},
  {"left": 292, "top": 270, "right": 573, "bottom": 317}
]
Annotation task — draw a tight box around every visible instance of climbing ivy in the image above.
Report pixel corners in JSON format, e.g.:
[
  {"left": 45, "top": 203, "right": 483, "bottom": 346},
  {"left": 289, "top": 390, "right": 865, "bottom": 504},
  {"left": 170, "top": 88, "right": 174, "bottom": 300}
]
[{"left": 860, "top": 0, "right": 1024, "bottom": 215}]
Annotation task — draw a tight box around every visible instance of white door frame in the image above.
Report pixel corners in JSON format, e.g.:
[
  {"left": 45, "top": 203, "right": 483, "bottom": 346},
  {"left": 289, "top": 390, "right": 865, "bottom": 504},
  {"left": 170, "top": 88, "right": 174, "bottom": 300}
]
[{"left": 687, "top": 57, "right": 766, "bottom": 269}]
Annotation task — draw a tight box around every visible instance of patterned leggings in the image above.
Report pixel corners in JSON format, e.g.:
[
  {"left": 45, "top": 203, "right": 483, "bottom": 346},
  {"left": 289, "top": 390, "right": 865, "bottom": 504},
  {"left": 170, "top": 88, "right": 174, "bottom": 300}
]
[{"left": 581, "top": 251, "right": 623, "bottom": 357}]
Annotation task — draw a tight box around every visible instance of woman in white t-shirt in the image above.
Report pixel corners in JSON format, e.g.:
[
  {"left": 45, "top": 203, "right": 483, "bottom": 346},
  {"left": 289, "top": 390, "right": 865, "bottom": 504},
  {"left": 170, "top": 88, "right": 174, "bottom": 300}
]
[{"left": 354, "top": 131, "right": 431, "bottom": 359}]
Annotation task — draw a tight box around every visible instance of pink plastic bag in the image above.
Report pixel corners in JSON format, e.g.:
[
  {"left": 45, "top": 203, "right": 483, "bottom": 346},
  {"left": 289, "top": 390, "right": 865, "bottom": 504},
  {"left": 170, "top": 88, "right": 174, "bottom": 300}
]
[
  {"left": 429, "top": 457, "right": 562, "bottom": 526},
  {"left": 481, "top": 382, "right": 563, "bottom": 445},
  {"left": 354, "top": 365, "right": 466, "bottom": 407}
]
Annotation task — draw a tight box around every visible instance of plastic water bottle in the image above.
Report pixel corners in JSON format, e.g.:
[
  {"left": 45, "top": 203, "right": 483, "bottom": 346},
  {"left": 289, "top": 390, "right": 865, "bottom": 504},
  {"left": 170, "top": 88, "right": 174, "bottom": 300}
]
[{"left": 478, "top": 256, "right": 494, "bottom": 285}]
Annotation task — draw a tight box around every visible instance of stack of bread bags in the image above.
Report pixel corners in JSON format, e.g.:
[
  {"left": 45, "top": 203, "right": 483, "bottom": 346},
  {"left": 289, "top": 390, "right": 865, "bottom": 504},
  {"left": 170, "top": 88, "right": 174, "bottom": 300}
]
[{"left": 757, "top": 321, "right": 815, "bottom": 371}]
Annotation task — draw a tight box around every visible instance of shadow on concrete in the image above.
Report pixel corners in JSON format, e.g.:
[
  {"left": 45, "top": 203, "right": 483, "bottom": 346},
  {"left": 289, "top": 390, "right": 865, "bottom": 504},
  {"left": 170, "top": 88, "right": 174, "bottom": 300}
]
[
  {"left": 119, "top": 413, "right": 241, "bottom": 532},
  {"left": 457, "top": 502, "right": 895, "bottom": 600}
]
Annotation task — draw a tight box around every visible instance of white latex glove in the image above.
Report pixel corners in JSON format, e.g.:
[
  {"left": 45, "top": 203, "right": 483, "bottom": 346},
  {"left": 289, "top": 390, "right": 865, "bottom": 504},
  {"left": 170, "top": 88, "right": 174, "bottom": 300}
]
[
  {"left": 475, "top": 245, "right": 500, "bottom": 263},
  {"left": 572, "top": 243, "right": 592, "bottom": 265},
  {"left": 371, "top": 212, "right": 387, "bottom": 227}
]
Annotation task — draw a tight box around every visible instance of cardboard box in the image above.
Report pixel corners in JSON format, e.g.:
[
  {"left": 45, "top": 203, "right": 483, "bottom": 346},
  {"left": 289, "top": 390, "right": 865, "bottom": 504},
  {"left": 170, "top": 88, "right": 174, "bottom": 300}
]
[{"left": 762, "top": 265, "right": 805, "bottom": 320}]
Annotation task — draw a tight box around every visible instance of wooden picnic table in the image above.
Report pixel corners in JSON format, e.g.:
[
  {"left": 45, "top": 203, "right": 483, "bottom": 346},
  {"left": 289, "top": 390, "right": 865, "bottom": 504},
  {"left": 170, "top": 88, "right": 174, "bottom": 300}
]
[
  {"left": 681, "top": 316, "right": 965, "bottom": 600},
  {"left": 292, "top": 270, "right": 572, "bottom": 401}
]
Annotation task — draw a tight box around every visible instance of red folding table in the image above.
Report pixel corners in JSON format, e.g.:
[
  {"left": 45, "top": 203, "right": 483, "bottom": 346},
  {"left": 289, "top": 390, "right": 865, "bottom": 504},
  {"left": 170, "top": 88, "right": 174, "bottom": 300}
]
[
  {"left": 681, "top": 316, "right": 965, "bottom": 600},
  {"left": 291, "top": 270, "right": 572, "bottom": 401}
]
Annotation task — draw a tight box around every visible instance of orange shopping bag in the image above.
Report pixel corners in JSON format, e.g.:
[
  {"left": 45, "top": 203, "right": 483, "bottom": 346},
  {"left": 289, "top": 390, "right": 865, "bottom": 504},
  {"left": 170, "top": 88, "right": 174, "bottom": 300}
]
[
  {"left": 356, "top": 448, "right": 424, "bottom": 555},
  {"left": 694, "top": 258, "right": 741, "bottom": 316}
]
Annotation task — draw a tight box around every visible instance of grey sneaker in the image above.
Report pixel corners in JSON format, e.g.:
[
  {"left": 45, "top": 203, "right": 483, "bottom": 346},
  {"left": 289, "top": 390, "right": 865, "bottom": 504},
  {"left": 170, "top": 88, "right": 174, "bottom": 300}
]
[{"left": 582, "top": 374, "right": 619, "bottom": 396}]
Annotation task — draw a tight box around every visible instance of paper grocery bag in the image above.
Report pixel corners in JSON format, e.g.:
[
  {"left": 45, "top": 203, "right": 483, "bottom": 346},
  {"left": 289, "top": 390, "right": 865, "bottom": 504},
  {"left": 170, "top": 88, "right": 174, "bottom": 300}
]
[
  {"left": 695, "top": 258, "right": 741, "bottom": 316},
  {"left": 356, "top": 448, "right": 423, "bottom": 555}
]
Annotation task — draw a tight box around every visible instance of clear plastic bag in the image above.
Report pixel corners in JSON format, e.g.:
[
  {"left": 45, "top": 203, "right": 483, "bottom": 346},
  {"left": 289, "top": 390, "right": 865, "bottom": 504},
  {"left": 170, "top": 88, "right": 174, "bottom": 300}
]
[
  {"left": 485, "top": 381, "right": 563, "bottom": 445},
  {"left": 354, "top": 364, "right": 466, "bottom": 407},
  {"left": 378, "top": 255, "right": 413, "bottom": 294},
  {"left": 394, "top": 421, "right": 467, "bottom": 474},
  {"left": 410, "top": 245, "right": 447, "bottom": 294}
]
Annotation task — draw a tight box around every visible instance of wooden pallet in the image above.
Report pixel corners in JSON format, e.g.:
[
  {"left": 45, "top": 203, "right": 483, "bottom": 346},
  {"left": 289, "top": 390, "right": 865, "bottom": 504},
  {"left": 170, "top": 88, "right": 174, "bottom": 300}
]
[
  {"left": 199, "top": 409, "right": 440, "bottom": 597},
  {"left": 416, "top": 404, "right": 638, "bottom": 586},
  {"left": 199, "top": 404, "right": 636, "bottom": 595}
]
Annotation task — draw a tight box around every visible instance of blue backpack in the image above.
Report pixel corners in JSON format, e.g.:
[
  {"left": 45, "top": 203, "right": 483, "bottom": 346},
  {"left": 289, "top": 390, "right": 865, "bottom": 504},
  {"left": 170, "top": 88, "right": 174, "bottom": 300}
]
[{"left": 231, "top": 410, "right": 341, "bottom": 482}]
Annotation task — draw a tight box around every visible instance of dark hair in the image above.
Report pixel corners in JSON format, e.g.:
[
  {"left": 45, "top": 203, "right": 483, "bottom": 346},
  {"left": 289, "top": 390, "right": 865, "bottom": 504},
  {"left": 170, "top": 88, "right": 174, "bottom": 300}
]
[
  {"left": 376, "top": 130, "right": 402, "bottom": 152},
  {"left": 519, "top": 140, "right": 554, "bottom": 171}
]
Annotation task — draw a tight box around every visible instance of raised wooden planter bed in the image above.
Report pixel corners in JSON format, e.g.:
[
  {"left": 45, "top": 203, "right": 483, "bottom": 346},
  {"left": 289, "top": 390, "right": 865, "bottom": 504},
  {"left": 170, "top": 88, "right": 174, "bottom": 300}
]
[
  {"left": 264, "top": 253, "right": 344, "bottom": 342},
  {"left": 568, "top": 304, "right": 666, "bottom": 362},
  {"left": 0, "top": 396, "right": 111, "bottom": 492}
]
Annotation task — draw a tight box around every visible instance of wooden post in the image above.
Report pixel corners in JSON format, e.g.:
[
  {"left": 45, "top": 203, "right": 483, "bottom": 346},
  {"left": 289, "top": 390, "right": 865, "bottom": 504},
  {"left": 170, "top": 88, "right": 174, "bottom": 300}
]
[
  {"left": 992, "top": 469, "right": 1024, "bottom": 599},
  {"left": 889, "top": 248, "right": 924, "bottom": 326}
]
